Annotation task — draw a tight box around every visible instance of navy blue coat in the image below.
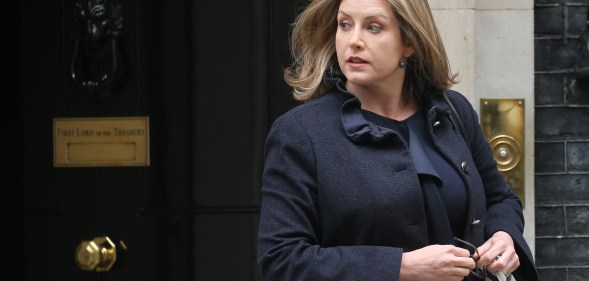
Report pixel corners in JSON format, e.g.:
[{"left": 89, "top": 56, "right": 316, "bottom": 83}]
[{"left": 257, "top": 81, "right": 536, "bottom": 281}]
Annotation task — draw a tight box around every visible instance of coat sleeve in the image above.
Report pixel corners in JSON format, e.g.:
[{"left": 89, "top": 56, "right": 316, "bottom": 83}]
[
  {"left": 447, "top": 91, "right": 538, "bottom": 281},
  {"left": 257, "top": 113, "right": 403, "bottom": 281}
]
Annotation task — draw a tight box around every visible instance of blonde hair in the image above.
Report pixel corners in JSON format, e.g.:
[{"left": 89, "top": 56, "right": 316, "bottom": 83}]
[{"left": 284, "top": 0, "right": 457, "bottom": 102}]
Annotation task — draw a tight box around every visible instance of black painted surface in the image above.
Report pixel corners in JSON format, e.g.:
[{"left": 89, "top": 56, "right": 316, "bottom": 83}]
[
  {"left": 18, "top": 0, "right": 300, "bottom": 280},
  {"left": 535, "top": 1, "right": 589, "bottom": 280}
]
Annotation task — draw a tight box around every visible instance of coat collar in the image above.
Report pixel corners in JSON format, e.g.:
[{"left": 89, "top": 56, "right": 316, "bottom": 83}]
[{"left": 327, "top": 77, "right": 452, "bottom": 143}]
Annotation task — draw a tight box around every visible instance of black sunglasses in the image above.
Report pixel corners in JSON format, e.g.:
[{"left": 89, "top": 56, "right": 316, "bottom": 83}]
[{"left": 453, "top": 237, "right": 492, "bottom": 280}]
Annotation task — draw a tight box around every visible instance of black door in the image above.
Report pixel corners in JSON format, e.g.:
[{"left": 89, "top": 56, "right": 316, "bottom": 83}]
[{"left": 11, "top": 0, "right": 301, "bottom": 280}]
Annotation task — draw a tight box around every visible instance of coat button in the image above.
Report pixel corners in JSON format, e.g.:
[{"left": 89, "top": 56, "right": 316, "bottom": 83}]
[
  {"left": 393, "top": 164, "right": 407, "bottom": 172},
  {"left": 471, "top": 219, "right": 480, "bottom": 225},
  {"left": 461, "top": 161, "right": 468, "bottom": 173}
]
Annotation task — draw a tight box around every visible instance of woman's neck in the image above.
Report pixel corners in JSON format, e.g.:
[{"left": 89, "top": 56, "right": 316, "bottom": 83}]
[{"left": 347, "top": 82, "right": 418, "bottom": 121}]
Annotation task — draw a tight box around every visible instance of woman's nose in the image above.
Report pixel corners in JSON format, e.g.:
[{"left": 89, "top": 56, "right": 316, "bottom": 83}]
[{"left": 349, "top": 28, "right": 365, "bottom": 49}]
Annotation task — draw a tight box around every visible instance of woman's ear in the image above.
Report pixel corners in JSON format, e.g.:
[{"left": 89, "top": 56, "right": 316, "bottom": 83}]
[{"left": 403, "top": 46, "right": 415, "bottom": 58}]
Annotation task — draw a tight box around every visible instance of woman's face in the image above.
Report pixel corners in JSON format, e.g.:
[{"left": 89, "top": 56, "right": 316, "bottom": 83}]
[{"left": 335, "top": 0, "right": 414, "bottom": 89}]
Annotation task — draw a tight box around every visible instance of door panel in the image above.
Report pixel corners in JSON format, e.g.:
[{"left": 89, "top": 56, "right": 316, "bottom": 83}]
[{"left": 20, "top": 0, "right": 300, "bottom": 280}]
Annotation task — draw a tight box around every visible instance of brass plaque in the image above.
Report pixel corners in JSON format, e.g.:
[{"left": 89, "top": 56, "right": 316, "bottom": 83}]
[
  {"left": 54, "top": 117, "right": 149, "bottom": 167},
  {"left": 480, "top": 99, "right": 525, "bottom": 206}
]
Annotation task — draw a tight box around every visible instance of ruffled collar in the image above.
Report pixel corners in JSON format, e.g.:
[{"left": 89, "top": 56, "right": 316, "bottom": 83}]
[
  {"left": 324, "top": 77, "right": 450, "bottom": 144},
  {"left": 326, "top": 77, "right": 408, "bottom": 143}
]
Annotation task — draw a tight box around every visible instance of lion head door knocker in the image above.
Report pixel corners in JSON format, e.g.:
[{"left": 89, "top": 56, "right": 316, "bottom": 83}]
[{"left": 70, "top": 0, "right": 123, "bottom": 100}]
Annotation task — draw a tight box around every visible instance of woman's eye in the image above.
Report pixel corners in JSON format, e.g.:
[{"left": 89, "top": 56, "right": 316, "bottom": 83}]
[
  {"left": 367, "top": 24, "right": 382, "bottom": 32},
  {"left": 339, "top": 22, "right": 351, "bottom": 29}
]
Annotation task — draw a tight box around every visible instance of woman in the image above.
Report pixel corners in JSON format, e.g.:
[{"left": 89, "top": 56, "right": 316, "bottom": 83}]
[{"left": 257, "top": 0, "right": 537, "bottom": 280}]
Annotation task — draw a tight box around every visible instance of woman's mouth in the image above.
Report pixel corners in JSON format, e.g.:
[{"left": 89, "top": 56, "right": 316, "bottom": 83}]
[
  {"left": 347, "top": 56, "right": 367, "bottom": 63},
  {"left": 347, "top": 56, "right": 368, "bottom": 68}
]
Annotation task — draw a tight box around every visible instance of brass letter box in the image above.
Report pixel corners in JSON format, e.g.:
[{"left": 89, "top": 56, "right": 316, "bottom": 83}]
[{"left": 54, "top": 117, "right": 149, "bottom": 167}]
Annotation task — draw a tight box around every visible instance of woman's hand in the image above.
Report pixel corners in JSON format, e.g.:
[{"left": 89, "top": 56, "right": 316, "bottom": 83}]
[
  {"left": 400, "top": 244, "right": 475, "bottom": 281},
  {"left": 476, "top": 231, "right": 520, "bottom": 276}
]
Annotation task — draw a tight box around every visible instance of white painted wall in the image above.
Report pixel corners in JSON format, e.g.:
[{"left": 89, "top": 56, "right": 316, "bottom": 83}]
[{"left": 429, "top": 0, "right": 536, "bottom": 256}]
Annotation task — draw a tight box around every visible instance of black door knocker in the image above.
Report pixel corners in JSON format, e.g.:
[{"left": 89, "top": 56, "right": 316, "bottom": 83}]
[{"left": 70, "top": 0, "right": 123, "bottom": 100}]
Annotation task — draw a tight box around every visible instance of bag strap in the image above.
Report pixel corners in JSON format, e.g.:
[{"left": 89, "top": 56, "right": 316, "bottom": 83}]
[{"left": 442, "top": 92, "right": 470, "bottom": 150}]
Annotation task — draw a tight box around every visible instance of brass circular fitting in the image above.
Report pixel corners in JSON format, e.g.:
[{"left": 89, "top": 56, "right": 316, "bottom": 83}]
[{"left": 489, "top": 135, "right": 521, "bottom": 172}]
